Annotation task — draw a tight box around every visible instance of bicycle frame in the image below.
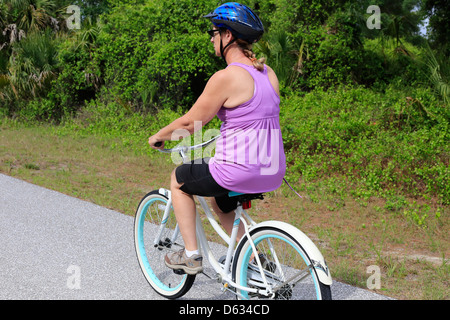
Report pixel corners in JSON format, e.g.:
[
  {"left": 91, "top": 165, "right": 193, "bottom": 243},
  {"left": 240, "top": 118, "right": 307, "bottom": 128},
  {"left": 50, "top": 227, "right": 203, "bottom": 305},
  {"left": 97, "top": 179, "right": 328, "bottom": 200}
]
[
  {"left": 152, "top": 135, "right": 332, "bottom": 298},
  {"left": 155, "top": 187, "right": 275, "bottom": 298}
]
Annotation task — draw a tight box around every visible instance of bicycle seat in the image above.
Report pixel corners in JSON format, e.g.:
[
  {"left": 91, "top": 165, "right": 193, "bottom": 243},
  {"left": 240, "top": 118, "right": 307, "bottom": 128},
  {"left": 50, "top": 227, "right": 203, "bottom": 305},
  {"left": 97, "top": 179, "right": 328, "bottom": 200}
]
[{"left": 228, "top": 192, "right": 264, "bottom": 203}]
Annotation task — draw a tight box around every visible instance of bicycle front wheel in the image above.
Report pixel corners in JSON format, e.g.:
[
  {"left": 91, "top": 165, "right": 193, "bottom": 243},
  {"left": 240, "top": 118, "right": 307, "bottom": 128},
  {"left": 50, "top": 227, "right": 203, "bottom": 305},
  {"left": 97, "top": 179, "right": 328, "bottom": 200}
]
[
  {"left": 233, "top": 226, "right": 332, "bottom": 300},
  {"left": 134, "top": 190, "right": 195, "bottom": 299}
]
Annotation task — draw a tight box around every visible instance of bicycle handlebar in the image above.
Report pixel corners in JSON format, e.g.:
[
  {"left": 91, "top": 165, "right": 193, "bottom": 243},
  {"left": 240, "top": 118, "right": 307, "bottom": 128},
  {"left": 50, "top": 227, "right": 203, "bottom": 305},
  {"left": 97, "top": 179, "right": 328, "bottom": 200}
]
[{"left": 157, "top": 135, "right": 220, "bottom": 154}]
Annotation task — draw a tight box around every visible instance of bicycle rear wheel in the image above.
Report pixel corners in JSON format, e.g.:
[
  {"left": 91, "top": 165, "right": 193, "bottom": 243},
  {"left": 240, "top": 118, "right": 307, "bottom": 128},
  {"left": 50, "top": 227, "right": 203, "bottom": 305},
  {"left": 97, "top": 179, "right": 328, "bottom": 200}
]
[
  {"left": 233, "top": 226, "right": 332, "bottom": 300},
  {"left": 134, "top": 190, "right": 195, "bottom": 299}
]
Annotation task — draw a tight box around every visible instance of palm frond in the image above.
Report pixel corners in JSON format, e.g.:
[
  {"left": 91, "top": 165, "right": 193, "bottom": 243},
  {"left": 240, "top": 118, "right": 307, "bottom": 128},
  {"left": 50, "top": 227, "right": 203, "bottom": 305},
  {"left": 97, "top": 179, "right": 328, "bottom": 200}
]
[
  {"left": 422, "top": 44, "right": 449, "bottom": 106},
  {"left": 7, "top": 29, "right": 59, "bottom": 99}
]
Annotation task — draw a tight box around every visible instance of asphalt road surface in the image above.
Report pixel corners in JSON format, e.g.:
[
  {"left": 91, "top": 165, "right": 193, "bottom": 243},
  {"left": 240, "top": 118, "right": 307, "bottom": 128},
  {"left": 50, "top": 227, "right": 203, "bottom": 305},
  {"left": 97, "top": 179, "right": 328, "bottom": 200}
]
[{"left": 0, "top": 173, "right": 391, "bottom": 300}]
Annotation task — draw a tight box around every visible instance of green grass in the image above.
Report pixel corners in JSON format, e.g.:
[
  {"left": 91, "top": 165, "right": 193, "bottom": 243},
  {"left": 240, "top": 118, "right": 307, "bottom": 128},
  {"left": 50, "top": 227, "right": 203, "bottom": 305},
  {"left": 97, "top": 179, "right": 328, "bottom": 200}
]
[{"left": 0, "top": 123, "right": 166, "bottom": 214}]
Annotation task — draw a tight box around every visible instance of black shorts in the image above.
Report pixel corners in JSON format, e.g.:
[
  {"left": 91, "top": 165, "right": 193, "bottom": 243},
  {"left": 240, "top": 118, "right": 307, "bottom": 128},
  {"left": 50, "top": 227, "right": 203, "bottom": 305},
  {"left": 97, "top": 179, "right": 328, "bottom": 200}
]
[{"left": 175, "top": 158, "right": 239, "bottom": 213}]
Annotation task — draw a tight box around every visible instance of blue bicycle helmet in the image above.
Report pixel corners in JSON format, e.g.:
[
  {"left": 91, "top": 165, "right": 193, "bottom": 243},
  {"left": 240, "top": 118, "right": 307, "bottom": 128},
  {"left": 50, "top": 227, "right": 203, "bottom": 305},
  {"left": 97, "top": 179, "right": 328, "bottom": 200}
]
[{"left": 204, "top": 2, "right": 264, "bottom": 44}]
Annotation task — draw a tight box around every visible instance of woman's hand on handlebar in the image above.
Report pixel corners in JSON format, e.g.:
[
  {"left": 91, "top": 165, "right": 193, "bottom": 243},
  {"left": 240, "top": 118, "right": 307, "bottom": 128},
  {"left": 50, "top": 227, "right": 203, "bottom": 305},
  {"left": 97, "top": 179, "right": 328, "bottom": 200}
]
[{"left": 148, "top": 135, "right": 164, "bottom": 150}]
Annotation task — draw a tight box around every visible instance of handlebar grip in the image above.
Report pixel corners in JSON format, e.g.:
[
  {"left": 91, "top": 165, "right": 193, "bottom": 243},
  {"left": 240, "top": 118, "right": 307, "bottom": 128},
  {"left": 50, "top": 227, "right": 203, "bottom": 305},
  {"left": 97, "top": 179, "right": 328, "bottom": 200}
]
[{"left": 154, "top": 141, "right": 162, "bottom": 147}]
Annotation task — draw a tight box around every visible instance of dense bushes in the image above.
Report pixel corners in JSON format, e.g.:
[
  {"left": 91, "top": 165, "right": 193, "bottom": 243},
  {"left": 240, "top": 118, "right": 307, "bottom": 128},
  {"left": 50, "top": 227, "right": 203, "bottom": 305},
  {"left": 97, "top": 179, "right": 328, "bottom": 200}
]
[
  {"left": 1, "top": 0, "right": 221, "bottom": 117},
  {"left": 280, "top": 86, "right": 449, "bottom": 204},
  {"left": 88, "top": 0, "right": 221, "bottom": 110},
  {"left": 1, "top": 0, "right": 447, "bottom": 114}
]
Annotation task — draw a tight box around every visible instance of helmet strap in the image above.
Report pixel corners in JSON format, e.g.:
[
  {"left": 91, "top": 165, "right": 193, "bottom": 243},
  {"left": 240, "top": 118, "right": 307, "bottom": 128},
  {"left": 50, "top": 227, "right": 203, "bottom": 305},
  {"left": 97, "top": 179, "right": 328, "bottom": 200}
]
[{"left": 220, "top": 36, "right": 237, "bottom": 64}]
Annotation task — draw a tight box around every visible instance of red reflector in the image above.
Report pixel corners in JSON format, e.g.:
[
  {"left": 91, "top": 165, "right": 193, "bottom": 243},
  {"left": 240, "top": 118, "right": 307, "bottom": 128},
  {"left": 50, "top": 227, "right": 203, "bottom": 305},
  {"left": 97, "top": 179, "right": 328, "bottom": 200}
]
[{"left": 242, "top": 201, "right": 251, "bottom": 209}]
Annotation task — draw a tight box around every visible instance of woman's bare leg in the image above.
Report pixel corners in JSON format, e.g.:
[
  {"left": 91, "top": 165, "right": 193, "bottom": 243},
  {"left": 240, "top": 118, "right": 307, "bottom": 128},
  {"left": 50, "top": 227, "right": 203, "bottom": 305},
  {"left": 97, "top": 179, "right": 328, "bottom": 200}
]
[{"left": 170, "top": 169, "right": 198, "bottom": 251}]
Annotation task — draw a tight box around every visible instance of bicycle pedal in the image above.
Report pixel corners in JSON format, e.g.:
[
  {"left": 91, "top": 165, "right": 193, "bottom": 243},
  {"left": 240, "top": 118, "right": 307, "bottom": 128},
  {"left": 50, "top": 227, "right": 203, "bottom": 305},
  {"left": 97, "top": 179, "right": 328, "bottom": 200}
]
[
  {"left": 156, "top": 238, "right": 172, "bottom": 251},
  {"left": 173, "top": 269, "right": 186, "bottom": 275}
]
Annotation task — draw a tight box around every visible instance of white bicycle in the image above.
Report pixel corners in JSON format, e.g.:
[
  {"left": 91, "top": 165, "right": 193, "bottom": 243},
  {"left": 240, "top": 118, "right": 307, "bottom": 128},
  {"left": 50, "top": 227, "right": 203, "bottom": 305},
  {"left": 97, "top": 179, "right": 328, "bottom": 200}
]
[{"left": 134, "top": 136, "right": 332, "bottom": 300}]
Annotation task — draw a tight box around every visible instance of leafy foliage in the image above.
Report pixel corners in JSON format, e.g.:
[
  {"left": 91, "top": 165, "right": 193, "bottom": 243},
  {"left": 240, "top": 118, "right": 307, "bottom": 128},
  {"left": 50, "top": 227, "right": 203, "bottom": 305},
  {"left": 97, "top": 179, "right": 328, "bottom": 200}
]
[
  {"left": 92, "top": 0, "right": 220, "bottom": 110},
  {"left": 280, "top": 85, "right": 449, "bottom": 205}
]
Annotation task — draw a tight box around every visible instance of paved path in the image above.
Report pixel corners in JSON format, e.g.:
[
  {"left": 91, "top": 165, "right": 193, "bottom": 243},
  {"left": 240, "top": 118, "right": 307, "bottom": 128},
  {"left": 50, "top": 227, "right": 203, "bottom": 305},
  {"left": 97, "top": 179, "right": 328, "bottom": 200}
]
[{"left": 0, "top": 174, "right": 391, "bottom": 300}]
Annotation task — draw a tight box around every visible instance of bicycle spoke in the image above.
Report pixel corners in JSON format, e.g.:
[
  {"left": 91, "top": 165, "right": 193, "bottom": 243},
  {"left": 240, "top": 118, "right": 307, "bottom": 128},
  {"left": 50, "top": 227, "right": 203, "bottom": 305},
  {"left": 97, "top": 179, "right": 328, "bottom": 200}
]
[
  {"left": 134, "top": 191, "right": 195, "bottom": 299},
  {"left": 234, "top": 227, "right": 330, "bottom": 300},
  {"left": 272, "top": 267, "right": 311, "bottom": 291}
]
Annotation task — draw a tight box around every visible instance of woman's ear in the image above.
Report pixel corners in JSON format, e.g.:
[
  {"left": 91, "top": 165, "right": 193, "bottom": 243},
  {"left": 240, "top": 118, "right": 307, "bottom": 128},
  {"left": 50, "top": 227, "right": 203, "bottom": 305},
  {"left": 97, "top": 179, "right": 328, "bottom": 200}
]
[{"left": 224, "top": 29, "right": 235, "bottom": 44}]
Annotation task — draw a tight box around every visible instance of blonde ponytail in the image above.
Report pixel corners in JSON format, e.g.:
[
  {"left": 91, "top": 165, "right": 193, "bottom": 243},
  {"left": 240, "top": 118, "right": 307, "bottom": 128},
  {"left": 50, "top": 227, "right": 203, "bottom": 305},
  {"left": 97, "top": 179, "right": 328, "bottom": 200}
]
[{"left": 236, "top": 39, "right": 266, "bottom": 71}]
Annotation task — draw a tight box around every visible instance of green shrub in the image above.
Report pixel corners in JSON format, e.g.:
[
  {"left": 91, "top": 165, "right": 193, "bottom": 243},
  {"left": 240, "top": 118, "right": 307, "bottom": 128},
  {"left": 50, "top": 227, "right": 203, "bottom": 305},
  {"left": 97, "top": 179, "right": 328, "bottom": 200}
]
[
  {"left": 0, "top": 29, "right": 61, "bottom": 118},
  {"left": 93, "top": 0, "right": 220, "bottom": 110},
  {"left": 280, "top": 85, "right": 449, "bottom": 204}
]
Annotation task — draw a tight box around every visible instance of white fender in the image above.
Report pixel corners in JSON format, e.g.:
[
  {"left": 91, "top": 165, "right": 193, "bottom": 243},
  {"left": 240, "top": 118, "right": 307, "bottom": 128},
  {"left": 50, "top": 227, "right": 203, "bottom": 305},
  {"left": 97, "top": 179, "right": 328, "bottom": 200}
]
[
  {"left": 158, "top": 188, "right": 171, "bottom": 198},
  {"left": 247, "top": 220, "right": 332, "bottom": 286}
]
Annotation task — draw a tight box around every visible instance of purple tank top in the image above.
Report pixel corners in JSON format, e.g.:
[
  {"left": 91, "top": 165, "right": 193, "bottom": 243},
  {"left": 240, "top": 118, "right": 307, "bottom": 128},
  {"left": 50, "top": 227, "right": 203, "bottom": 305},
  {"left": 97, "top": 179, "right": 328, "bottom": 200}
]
[{"left": 209, "top": 63, "right": 286, "bottom": 193}]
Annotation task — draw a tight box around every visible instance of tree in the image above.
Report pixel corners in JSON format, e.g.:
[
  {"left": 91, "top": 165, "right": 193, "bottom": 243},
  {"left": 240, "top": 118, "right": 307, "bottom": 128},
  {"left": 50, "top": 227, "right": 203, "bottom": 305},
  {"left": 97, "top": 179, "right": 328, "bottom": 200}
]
[
  {"left": 420, "top": 0, "right": 450, "bottom": 54},
  {"left": 0, "top": 0, "right": 72, "bottom": 117}
]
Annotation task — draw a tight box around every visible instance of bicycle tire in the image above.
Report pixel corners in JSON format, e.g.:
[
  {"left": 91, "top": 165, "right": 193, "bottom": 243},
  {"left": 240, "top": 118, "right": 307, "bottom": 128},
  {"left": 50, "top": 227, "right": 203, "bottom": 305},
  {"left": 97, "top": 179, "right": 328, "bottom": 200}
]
[
  {"left": 134, "top": 190, "right": 195, "bottom": 299},
  {"left": 232, "top": 226, "right": 332, "bottom": 300}
]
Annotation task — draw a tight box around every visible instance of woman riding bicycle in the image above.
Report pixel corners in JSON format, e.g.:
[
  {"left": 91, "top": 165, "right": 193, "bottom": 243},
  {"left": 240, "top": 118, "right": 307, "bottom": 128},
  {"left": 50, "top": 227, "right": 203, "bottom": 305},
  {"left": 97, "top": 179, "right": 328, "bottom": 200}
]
[{"left": 148, "top": 2, "right": 286, "bottom": 275}]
